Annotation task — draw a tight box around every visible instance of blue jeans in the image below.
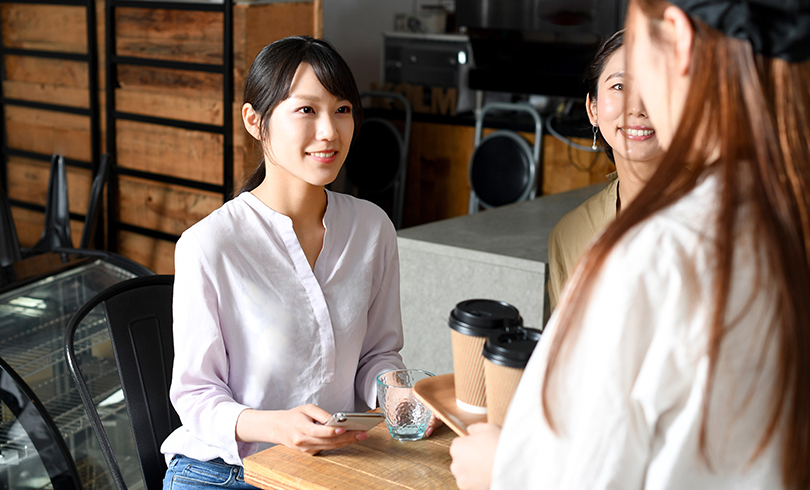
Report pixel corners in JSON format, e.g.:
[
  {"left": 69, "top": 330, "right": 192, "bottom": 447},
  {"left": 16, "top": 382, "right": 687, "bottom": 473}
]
[{"left": 163, "top": 455, "right": 258, "bottom": 490}]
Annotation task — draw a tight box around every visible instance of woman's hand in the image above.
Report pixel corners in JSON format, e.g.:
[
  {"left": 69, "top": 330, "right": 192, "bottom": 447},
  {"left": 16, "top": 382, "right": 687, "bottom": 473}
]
[
  {"left": 424, "top": 413, "right": 444, "bottom": 438},
  {"left": 449, "top": 422, "right": 501, "bottom": 490},
  {"left": 236, "top": 405, "right": 369, "bottom": 455}
]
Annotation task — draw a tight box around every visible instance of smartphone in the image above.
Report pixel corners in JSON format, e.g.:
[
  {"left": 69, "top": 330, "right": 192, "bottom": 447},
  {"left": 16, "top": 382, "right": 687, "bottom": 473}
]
[{"left": 325, "top": 411, "right": 384, "bottom": 431}]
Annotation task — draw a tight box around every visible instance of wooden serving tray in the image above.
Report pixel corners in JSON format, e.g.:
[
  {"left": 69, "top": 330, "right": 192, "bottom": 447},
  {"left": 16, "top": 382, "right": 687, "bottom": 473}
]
[{"left": 414, "top": 373, "right": 486, "bottom": 436}]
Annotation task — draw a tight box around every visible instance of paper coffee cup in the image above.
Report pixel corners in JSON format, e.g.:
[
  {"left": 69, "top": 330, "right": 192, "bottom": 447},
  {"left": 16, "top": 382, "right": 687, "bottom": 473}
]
[
  {"left": 448, "top": 299, "right": 522, "bottom": 413},
  {"left": 483, "top": 327, "right": 542, "bottom": 426}
]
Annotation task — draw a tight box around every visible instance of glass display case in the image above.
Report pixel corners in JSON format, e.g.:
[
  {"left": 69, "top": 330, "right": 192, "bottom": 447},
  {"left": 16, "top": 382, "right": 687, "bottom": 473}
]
[{"left": 0, "top": 251, "right": 152, "bottom": 490}]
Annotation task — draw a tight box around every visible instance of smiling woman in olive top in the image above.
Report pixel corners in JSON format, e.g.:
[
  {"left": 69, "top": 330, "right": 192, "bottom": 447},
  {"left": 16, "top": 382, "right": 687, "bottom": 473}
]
[{"left": 547, "top": 30, "right": 664, "bottom": 311}]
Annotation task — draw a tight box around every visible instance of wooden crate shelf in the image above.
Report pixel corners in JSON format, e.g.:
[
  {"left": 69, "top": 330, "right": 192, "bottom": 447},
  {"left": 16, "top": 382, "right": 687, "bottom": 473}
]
[
  {"left": 1, "top": 3, "right": 90, "bottom": 53},
  {"left": 110, "top": 1, "right": 322, "bottom": 273},
  {"left": 117, "top": 175, "right": 223, "bottom": 237}
]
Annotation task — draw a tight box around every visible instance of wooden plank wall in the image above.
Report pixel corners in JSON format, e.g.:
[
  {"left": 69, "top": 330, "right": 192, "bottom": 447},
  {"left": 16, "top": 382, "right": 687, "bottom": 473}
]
[
  {"left": 2, "top": 1, "right": 102, "bottom": 249},
  {"left": 2, "top": 0, "right": 321, "bottom": 273},
  {"left": 112, "top": 2, "right": 321, "bottom": 273}
]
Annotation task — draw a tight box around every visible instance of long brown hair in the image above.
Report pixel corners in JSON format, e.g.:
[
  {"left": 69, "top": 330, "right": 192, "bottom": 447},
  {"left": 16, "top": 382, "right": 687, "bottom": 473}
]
[{"left": 542, "top": 1, "right": 810, "bottom": 488}]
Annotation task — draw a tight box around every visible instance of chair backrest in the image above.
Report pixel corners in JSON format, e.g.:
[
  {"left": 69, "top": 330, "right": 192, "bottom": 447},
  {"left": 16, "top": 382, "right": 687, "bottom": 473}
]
[
  {"left": 468, "top": 102, "right": 544, "bottom": 213},
  {"left": 32, "top": 154, "right": 72, "bottom": 253},
  {"left": 79, "top": 154, "right": 110, "bottom": 249},
  {"left": 26, "top": 153, "right": 110, "bottom": 255},
  {"left": 0, "top": 183, "right": 22, "bottom": 267},
  {"left": 342, "top": 91, "right": 412, "bottom": 229},
  {"left": 65, "top": 275, "right": 178, "bottom": 490}
]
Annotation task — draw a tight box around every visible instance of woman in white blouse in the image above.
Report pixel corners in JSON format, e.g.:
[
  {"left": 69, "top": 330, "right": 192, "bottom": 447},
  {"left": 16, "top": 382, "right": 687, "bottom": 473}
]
[
  {"left": 450, "top": 0, "right": 810, "bottom": 488},
  {"left": 161, "top": 37, "right": 409, "bottom": 489}
]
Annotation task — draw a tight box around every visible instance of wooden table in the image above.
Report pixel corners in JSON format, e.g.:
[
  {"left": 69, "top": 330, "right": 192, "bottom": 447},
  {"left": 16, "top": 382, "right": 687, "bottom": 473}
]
[{"left": 243, "top": 423, "right": 458, "bottom": 490}]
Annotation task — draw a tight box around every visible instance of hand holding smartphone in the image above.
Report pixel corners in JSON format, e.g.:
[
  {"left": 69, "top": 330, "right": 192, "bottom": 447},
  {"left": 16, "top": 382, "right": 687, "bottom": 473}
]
[{"left": 325, "top": 411, "right": 384, "bottom": 431}]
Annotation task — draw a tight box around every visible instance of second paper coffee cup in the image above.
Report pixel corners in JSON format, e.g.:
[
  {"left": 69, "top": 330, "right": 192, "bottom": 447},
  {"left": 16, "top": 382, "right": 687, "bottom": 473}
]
[
  {"left": 483, "top": 326, "right": 542, "bottom": 426},
  {"left": 449, "top": 299, "right": 522, "bottom": 413}
]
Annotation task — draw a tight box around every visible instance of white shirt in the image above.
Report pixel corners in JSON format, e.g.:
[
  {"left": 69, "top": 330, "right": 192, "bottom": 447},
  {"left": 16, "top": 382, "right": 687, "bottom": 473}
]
[
  {"left": 493, "top": 174, "right": 784, "bottom": 489},
  {"left": 160, "top": 190, "right": 406, "bottom": 465}
]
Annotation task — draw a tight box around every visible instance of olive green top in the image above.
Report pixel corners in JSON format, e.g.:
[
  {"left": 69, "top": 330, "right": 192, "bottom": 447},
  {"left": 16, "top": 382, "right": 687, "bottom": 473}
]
[{"left": 547, "top": 174, "right": 619, "bottom": 312}]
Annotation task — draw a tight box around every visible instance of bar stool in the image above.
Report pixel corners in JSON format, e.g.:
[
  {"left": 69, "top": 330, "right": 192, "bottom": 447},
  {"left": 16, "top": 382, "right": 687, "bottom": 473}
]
[{"left": 468, "top": 102, "right": 543, "bottom": 213}]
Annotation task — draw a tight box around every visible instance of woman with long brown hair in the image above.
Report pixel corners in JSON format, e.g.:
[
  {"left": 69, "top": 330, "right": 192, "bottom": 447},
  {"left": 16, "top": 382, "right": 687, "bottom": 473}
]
[{"left": 449, "top": 0, "right": 810, "bottom": 488}]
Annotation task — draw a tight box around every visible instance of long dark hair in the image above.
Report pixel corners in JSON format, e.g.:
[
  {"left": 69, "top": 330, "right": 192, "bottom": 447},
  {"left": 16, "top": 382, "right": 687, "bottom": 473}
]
[
  {"left": 544, "top": 2, "right": 810, "bottom": 489},
  {"left": 239, "top": 36, "right": 363, "bottom": 194},
  {"left": 585, "top": 29, "right": 624, "bottom": 163}
]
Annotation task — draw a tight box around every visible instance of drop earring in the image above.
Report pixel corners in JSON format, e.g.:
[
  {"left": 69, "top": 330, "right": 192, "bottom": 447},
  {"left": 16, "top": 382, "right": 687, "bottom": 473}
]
[{"left": 592, "top": 126, "right": 599, "bottom": 150}]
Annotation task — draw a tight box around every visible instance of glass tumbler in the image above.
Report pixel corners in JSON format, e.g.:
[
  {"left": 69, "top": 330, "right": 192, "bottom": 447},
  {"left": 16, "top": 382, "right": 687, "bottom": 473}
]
[{"left": 376, "top": 369, "right": 434, "bottom": 441}]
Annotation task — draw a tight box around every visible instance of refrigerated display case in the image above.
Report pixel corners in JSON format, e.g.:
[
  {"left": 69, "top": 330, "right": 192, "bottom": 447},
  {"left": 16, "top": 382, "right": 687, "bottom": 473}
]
[{"left": 0, "top": 251, "right": 152, "bottom": 490}]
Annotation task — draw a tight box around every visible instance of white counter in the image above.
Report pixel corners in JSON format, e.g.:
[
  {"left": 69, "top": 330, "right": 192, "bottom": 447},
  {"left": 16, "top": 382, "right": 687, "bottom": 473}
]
[{"left": 397, "top": 183, "right": 606, "bottom": 375}]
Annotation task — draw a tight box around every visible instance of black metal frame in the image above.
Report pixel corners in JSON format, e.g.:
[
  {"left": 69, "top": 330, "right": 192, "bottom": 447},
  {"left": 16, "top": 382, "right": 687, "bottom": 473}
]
[
  {"left": 104, "top": 0, "right": 234, "bottom": 248},
  {"left": 0, "top": 0, "right": 101, "bottom": 240},
  {"left": 64, "top": 274, "right": 175, "bottom": 490},
  {"left": 344, "top": 91, "right": 412, "bottom": 230},
  {"left": 0, "top": 356, "right": 82, "bottom": 490}
]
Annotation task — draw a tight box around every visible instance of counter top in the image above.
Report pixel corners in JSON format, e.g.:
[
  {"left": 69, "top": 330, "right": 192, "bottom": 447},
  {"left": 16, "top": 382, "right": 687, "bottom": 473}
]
[
  {"left": 398, "top": 183, "right": 607, "bottom": 264},
  {"left": 397, "top": 184, "right": 607, "bottom": 375}
]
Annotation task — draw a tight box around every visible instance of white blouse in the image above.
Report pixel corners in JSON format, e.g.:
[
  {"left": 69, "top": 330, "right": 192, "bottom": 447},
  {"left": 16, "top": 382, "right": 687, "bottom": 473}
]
[
  {"left": 493, "top": 174, "right": 785, "bottom": 489},
  {"left": 160, "top": 190, "right": 406, "bottom": 465}
]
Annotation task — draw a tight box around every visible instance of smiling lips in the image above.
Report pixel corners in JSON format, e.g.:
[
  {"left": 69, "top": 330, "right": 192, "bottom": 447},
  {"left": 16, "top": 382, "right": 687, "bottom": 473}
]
[
  {"left": 621, "top": 127, "right": 656, "bottom": 141},
  {"left": 306, "top": 150, "right": 338, "bottom": 162}
]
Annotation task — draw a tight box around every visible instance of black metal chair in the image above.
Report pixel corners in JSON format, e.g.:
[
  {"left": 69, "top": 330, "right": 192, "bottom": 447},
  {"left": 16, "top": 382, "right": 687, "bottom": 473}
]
[
  {"left": 79, "top": 153, "right": 109, "bottom": 249},
  {"left": 342, "top": 91, "right": 412, "bottom": 229},
  {"left": 468, "top": 102, "right": 544, "bottom": 213},
  {"left": 21, "top": 153, "right": 110, "bottom": 256},
  {"left": 64, "top": 275, "right": 178, "bottom": 490},
  {"left": 31, "top": 154, "right": 72, "bottom": 253},
  {"left": 0, "top": 183, "right": 22, "bottom": 267}
]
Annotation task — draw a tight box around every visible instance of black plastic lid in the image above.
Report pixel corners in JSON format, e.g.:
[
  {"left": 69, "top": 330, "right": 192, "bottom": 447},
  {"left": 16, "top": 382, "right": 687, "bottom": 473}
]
[
  {"left": 448, "top": 299, "right": 522, "bottom": 336},
  {"left": 483, "top": 327, "right": 542, "bottom": 368}
]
